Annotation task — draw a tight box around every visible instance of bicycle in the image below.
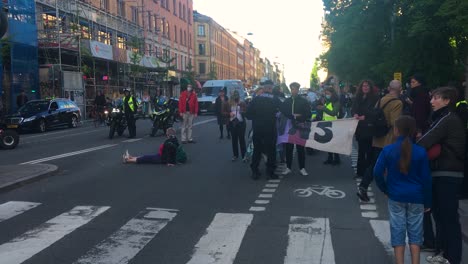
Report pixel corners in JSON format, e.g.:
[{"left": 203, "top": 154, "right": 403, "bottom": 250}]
[{"left": 294, "top": 185, "right": 346, "bottom": 199}]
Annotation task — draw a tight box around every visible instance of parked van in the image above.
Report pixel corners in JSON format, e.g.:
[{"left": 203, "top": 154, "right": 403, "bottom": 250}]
[{"left": 198, "top": 80, "right": 247, "bottom": 114}]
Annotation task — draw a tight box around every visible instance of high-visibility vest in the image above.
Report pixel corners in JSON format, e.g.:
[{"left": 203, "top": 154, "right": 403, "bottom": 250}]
[
  {"left": 456, "top": 100, "right": 467, "bottom": 107},
  {"left": 125, "top": 96, "right": 135, "bottom": 112},
  {"left": 323, "top": 102, "right": 337, "bottom": 121}
]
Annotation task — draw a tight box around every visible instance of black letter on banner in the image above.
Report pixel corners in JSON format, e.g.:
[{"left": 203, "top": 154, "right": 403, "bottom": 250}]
[{"left": 314, "top": 122, "right": 333, "bottom": 143}]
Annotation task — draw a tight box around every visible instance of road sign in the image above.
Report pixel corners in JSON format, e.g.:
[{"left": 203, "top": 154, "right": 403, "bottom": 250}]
[{"left": 394, "top": 72, "right": 402, "bottom": 81}]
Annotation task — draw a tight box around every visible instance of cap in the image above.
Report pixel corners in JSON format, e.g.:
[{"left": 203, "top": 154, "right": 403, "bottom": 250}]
[{"left": 261, "top": 80, "right": 274, "bottom": 86}]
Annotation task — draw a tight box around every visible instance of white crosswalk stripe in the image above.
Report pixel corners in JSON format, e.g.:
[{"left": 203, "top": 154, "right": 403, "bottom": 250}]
[
  {"left": 0, "top": 201, "right": 41, "bottom": 223},
  {"left": 0, "top": 205, "right": 109, "bottom": 264},
  {"left": 284, "top": 217, "right": 335, "bottom": 264},
  {"left": 74, "top": 207, "right": 177, "bottom": 264}
]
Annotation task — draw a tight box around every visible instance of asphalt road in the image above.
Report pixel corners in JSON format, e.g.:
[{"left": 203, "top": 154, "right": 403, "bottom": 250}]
[{"left": 0, "top": 117, "right": 467, "bottom": 264}]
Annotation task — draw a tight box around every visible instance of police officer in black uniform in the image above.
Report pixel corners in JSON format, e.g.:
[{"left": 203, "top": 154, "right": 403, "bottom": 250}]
[
  {"left": 245, "top": 80, "right": 280, "bottom": 180},
  {"left": 123, "top": 88, "right": 138, "bottom": 138}
]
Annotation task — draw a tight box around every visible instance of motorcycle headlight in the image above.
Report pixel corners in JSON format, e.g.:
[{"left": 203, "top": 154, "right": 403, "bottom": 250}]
[
  {"left": 112, "top": 108, "right": 120, "bottom": 113},
  {"left": 23, "top": 116, "right": 36, "bottom": 122},
  {"left": 104, "top": 110, "right": 109, "bottom": 114},
  {"left": 212, "top": 100, "right": 216, "bottom": 104}
]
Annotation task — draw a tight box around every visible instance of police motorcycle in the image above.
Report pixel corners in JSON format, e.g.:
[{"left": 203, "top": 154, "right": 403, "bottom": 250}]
[
  {"left": 106, "top": 101, "right": 127, "bottom": 139},
  {"left": 150, "top": 96, "right": 175, "bottom": 137},
  {"left": 0, "top": 121, "right": 19, "bottom": 149}
]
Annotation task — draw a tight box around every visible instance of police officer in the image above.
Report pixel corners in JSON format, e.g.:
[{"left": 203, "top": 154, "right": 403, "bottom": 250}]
[
  {"left": 245, "top": 80, "right": 280, "bottom": 180},
  {"left": 123, "top": 88, "right": 138, "bottom": 138}
]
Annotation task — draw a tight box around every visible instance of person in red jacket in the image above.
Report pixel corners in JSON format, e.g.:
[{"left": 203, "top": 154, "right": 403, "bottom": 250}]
[{"left": 178, "top": 84, "right": 199, "bottom": 143}]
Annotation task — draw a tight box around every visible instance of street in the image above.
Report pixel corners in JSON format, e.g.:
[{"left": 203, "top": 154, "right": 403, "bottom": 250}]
[{"left": 0, "top": 117, "right": 467, "bottom": 264}]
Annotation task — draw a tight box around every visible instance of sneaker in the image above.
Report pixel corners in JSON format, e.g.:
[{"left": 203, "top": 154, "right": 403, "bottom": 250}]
[
  {"left": 426, "top": 254, "right": 450, "bottom": 264},
  {"left": 232, "top": 156, "right": 238, "bottom": 161},
  {"left": 125, "top": 150, "right": 130, "bottom": 159},
  {"left": 282, "top": 168, "right": 292, "bottom": 175},
  {"left": 299, "top": 168, "right": 308, "bottom": 176},
  {"left": 122, "top": 154, "right": 127, "bottom": 163},
  {"left": 242, "top": 157, "right": 248, "bottom": 163},
  {"left": 356, "top": 187, "right": 370, "bottom": 202},
  {"left": 353, "top": 174, "right": 363, "bottom": 179},
  {"left": 188, "top": 139, "right": 196, "bottom": 143}
]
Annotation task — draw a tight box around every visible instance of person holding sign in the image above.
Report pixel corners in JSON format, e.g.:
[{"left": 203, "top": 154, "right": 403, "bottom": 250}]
[
  {"left": 317, "top": 88, "right": 341, "bottom": 165},
  {"left": 280, "top": 82, "right": 311, "bottom": 176}
]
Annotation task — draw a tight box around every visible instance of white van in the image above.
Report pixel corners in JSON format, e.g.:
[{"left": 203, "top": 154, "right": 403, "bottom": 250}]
[{"left": 198, "top": 80, "right": 247, "bottom": 113}]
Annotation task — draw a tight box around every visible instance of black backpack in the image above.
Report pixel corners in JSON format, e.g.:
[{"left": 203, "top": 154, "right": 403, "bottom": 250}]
[{"left": 367, "top": 98, "right": 399, "bottom": 138}]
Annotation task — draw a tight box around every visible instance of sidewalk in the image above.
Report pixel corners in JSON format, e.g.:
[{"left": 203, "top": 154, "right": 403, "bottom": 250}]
[{"left": 0, "top": 164, "right": 58, "bottom": 191}]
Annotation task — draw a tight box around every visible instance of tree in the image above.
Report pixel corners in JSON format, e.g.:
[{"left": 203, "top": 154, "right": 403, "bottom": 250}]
[
  {"left": 127, "top": 37, "right": 146, "bottom": 93},
  {"left": 310, "top": 59, "right": 320, "bottom": 89}
]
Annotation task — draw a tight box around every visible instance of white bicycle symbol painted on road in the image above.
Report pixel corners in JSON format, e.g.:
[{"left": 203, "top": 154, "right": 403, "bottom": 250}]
[{"left": 294, "top": 185, "right": 346, "bottom": 199}]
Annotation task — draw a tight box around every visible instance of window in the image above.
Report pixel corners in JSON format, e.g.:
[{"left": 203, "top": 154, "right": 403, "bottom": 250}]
[
  {"left": 148, "top": 12, "right": 152, "bottom": 31},
  {"left": 131, "top": 7, "right": 139, "bottom": 24},
  {"left": 197, "top": 25, "right": 205, "bottom": 36},
  {"left": 199, "top": 62, "right": 206, "bottom": 74},
  {"left": 100, "top": 0, "right": 109, "bottom": 10},
  {"left": 161, "top": 0, "right": 165, "bottom": 8},
  {"left": 183, "top": 30, "right": 186, "bottom": 46},
  {"left": 117, "top": 36, "right": 126, "bottom": 49},
  {"left": 117, "top": 0, "right": 125, "bottom": 17},
  {"left": 179, "top": 2, "right": 182, "bottom": 18},
  {"left": 98, "top": 31, "right": 111, "bottom": 45},
  {"left": 174, "top": 25, "right": 177, "bottom": 42},
  {"left": 173, "top": 0, "right": 177, "bottom": 15},
  {"left": 189, "top": 33, "right": 192, "bottom": 48},
  {"left": 188, "top": 8, "right": 191, "bottom": 24},
  {"left": 183, "top": 5, "right": 186, "bottom": 20},
  {"left": 198, "top": 43, "right": 206, "bottom": 55},
  {"left": 179, "top": 29, "right": 182, "bottom": 45}
]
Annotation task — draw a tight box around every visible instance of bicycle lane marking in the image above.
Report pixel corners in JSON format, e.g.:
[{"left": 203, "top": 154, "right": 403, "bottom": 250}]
[{"left": 293, "top": 185, "right": 346, "bottom": 199}]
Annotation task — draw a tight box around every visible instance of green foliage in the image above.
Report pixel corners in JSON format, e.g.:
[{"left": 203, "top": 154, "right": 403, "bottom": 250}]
[
  {"left": 310, "top": 59, "right": 320, "bottom": 89},
  {"left": 321, "top": 0, "right": 468, "bottom": 89}
]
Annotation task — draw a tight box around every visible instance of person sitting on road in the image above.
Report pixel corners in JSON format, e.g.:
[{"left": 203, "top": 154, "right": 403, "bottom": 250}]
[{"left": 122, "top": 128, "right": 180, "bottom": 166}]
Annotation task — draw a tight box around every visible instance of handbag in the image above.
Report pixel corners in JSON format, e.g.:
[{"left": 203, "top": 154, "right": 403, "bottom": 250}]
[
  {"left": 230, "top": 104, "right": 241, "bottom": 127},
  {"left": 427, "top": 144, "right": 441, "bottom": 161}
]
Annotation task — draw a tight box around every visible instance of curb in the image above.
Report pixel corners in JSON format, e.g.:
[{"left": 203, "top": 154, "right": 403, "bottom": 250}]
[{"left": 0, "top": 164, "right": 59, "bottom": 192}]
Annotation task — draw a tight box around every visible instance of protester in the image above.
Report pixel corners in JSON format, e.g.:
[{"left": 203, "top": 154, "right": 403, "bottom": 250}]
[
  {"left": 417, "top": 87, "right": 466, "bottom": 264},
  {"left": 374, "top": 115, "right": 432, "bottom": 264},
  {"left": 352, "top": 80, "right": 379, "bottom": 178},
  {"left": 357, "top": 80, "right": 403, "bottom": 202},
  {"left": 226, "top": 90, "right": 247, "bottom": 161},
  {"left": 318, "top": 87, "right": 341, "bottom": 165},
  {"left": 123, "top": 88, "right": 138, "bottom": 138},
  {"left": 178, "top": 84, "right": 199, "bottom": 144},
  {"left": 122, "top": 128, "right": 180, "bottom": 165},
  {"left": 405, "top": 74, "right": 431, "bottom": 135},
  {"left": 280, "top": 82, "right": 311, "bottom": 176},
  {"left": 245, "top": 80, "right": 280, "bottom": 180},
  {"left": 214, "top": 89, "right": 230, "bottom": 139},
  {"left": 16, "top": 90, "right": 28, "bottom": 109}
]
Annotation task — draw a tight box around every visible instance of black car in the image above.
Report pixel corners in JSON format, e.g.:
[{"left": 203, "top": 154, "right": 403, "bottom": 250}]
[{"left": 4, "top": 98, "right": 82, "bottom": 133}]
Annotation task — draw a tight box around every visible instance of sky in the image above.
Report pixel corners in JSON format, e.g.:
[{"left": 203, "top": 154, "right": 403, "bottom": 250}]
[{"left": 193, "top": 0, "right": 325, "bottom": 88}]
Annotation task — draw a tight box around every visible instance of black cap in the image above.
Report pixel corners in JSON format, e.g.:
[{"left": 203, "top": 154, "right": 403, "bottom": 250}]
[{"left": 262, "top": 80, "right": 274, "bottom": 86}]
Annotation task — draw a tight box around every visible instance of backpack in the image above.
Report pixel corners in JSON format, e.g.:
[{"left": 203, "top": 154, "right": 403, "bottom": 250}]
[
  {"left": 176, "top": 145, "right": 187, "bottom": 163},
  {"left": 367, "top": 98, "right": 399, "bottom": 138}
]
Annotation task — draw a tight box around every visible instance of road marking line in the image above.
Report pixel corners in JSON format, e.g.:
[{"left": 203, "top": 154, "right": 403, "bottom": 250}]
[
  {"left": 367, "top": 192, "right": 375, "bottom": 197},
  {"left": 359, "top": 198, "right": 376, "bottom": 204},
  {"left": 360, "top": 204, "right": 377, "bottom": 210},
  {"left": 262, "top": 188, "right": 276, "bottom": 193},
  {"left": 249, "top": 207, "right": 265, "bottom": 212},
  {"left": 268, "top": 179, "right": 281, "bottom": 183},
  {"left": 258, "top": 194, "right": 273, "bottom": 198},
  {"left": 121, "top": 138, "right": 142, "bottom": 143},
  {"left": 361, "top": 211, "right": 379, "bottom": 218},
  {"left": 0, "top": 201, "right": 41, "bottom": 223},
  {"left": 265, "top": 184, "right": 279, "bottom": 188},
  {"left": 254, "top": 200, "right": 270, "bottom": 205},
  {"left": 193, "top": 118, "right": 217, "bottom": 126},
  {"left": 186, "top": 213, "right": 253, "bottom": 264},
  {"left": 284, "top": 217, "right": 335, "bottom": 264},
  {"left": 0, "top": 205, "right": 109, "bottom": 264},
  {"left": 20, "top": 144, "right": 118, "bottom": 165},
  {"left": 73, "top": 208, "right": 177, "bottom": 264}
]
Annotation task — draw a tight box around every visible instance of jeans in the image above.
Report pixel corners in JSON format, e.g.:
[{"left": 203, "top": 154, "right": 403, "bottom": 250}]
[
  {"left": 231, "top": 122, "right": 246, "bottom": 158},
  {"left": 181, "top": 113, "right": 194, "bottom": 141},
  {"left": 388, "top": 199, "right": 424, "bottom": 246},
  {"left": 136, "top": 154, "right": 162, "bottom": 164},
  {"left": 356, "top": 136, "right": 373, "bottom": 176},
  {"left": 285, "top": 143, "right": 305, "bottom": 169},
  {"left": 359, "top": 147, "right": 382, "bottom": 190},
  {"left": 433, "top": 177, "right": 462, "bottom": 264}
]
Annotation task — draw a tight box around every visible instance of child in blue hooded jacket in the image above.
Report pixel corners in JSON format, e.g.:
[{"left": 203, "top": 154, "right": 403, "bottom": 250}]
[{"left": 374, "top": 115, "right": 432, "bottom": 264}]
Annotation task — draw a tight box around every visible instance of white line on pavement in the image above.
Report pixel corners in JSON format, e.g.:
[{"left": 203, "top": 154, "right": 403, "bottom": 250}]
[
  {"left": 265, "top": 184, "right": 279, "bottom": 188},
  {"left": 258, "top": 194, "right": 273, "bottom": 198},
  {"left": 249, "top": 206, "right": 265, "bottom": 212},
  {"left": 121, "top": 138, "right": 142, "bottom": 143},
  {"left": 74, "top": 208, "right": 177, "bottom": 264},
  {"left": 254, "top": 200, "right": 270, "bottom": 205},
  {"left": 192, "top": 118, "right": 216, "bottom": 126},
  {"left": 0, "top": 201, "right": 41, "bottom": 223},
  {"left": 0, "top": 205, "right": 110, "bottom": 264},
  {"left": 20, "top": 144, "right": 118, "bottom": 165},
  {"left": 284, "top": 217, "right": 335, "bottom": 264},
  {"left": 262, "top": 188, "right": 276, "bottom": 193},
  {"left": 186, "top": 213, "right": 253, "bottom": 264}
]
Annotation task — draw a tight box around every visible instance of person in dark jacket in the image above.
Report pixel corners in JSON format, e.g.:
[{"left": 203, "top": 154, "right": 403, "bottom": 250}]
[
  {"left": 417, "top": 87, "right": 466, "bottom": 264},
  {"left": 225, "top": 90, "right": 247, "bottom": 161},
  {"left": 214, "top": 89, "right": 230, "bottom": 139},
  {"left": 123, "top": 128, "right": 180, "bottom": 165},
  {"left": 245, "top": 80, "right": 280, "bottom": 180},
  {"left": 318, "top": 87, "right": 341, "bottom": 165},
  {"left": 123, "top": 88, "right": 138, "bottom": 138},
  {"left": 352, "top": 80, "right": 379, "bottom": 178},
  {"left": 280, "top": 82, "right": 311, "bottom": 176},
  {"left": 406, "top": 74, "right": 431, "bottom": 134}
]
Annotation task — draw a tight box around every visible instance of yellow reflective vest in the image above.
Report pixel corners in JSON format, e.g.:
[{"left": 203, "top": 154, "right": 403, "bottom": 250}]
[
  {"left": 124, "top": 96, "right": 135, "bottom": 112},
  {"left": 323, "top": 102, "right": 337, "bottom": 121}
]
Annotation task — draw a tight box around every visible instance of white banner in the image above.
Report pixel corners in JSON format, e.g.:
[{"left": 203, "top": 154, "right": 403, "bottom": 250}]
[{"left": 305, "top": 119, "right": 359, "bottom": 155}]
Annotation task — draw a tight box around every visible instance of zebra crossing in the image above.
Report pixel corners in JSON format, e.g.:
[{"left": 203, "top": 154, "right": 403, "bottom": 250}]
[{"left": 0, "top": 200, "right": 401, "bottom": 264}]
